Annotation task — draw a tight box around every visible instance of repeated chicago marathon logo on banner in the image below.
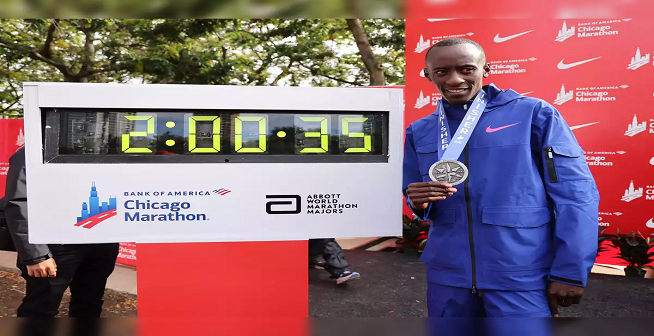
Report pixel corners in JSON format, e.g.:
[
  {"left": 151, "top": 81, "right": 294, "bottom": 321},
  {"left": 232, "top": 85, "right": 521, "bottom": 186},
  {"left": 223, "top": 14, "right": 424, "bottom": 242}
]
[{"left": 406, "top": 18, "right": 654, "bottom": 237}]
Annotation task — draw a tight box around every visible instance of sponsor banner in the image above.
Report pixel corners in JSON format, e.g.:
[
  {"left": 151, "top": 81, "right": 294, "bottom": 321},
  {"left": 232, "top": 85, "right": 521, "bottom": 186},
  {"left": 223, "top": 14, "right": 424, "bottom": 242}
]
[
  {"left": 0, "top": 119, "right": 24, "bottom": 196},
  {"left": 406, "top": 18, "right": 654, "bottom": 256},
  {"left": 117, "top": 242, "right": 137, "bottom": 267},
  {"left": 405, "top": 0, "right": 654, "bottom": 20}
]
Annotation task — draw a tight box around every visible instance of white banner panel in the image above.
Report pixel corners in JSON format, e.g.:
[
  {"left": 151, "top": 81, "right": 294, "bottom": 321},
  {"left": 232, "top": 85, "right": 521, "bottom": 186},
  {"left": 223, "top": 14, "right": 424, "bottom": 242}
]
[{"left": 22, "top": 83, "right": 404, "bottom": 243}]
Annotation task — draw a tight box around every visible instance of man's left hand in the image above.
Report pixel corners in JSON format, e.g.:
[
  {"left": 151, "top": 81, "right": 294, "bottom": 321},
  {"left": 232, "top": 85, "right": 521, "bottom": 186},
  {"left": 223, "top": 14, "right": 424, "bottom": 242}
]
[{"left": 547, "top": 281, "right": 584, "bottom": 317}]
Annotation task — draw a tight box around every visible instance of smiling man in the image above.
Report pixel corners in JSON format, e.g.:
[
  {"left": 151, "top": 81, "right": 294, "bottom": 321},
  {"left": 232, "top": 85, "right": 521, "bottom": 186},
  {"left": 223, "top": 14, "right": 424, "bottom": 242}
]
[{"left": 402, "top": 38, "right": 600, "bottom": 320}]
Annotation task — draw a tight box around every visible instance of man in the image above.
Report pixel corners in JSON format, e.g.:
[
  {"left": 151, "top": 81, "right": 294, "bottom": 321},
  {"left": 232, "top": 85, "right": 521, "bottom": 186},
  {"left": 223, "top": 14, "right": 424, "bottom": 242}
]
[
  {"left": 402, "top": 38, "right": 599, "bottom": 319},
  {"left": 309, "top": 238, "right": 360, "bottom": 285},
  {"left": 4, "top": 146, "right": 119, "bottom": 317}
]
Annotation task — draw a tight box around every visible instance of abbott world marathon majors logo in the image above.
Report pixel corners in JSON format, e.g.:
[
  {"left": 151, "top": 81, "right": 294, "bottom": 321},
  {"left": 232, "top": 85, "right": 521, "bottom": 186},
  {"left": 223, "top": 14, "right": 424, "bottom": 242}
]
[
  {"left": 585, "top": 150, "right": 626, "bottom": 167},
  {"left": 74, "top": 183, "right": 231, "bottom": 228},
  {"left": 414, "top": 32, "right": 475, "bottom": 53},
  {"left": 621, "top": 181, "right": 654, "bottom": 202},
  {"left": 598, "top": 211, "right": 624, "bottom": 227},
  {"left": 555, "top": 19, "right": 628, "bottom": 42},
  {"left": 266, "top": 193, "right": 358, "bottom": 215},
  {"left": 553, "top": 84, "right": 628, "bottom": 105}
]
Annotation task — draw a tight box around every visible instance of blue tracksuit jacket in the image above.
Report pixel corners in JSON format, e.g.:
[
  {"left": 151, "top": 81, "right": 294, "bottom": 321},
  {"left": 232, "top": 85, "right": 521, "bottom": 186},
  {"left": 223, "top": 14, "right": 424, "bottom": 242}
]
[{"left": 403, "top": 83, "right": 600, "bottom": 292}]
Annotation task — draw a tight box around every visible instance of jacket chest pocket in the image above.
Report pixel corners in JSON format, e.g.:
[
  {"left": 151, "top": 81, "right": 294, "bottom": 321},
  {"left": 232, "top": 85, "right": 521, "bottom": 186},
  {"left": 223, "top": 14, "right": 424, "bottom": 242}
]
[
  {"left": 415, "top": 142, "right": 441, "bottom": 177},
  {"left": 544, "top": 145, "right": 591, "bottom": 183}
]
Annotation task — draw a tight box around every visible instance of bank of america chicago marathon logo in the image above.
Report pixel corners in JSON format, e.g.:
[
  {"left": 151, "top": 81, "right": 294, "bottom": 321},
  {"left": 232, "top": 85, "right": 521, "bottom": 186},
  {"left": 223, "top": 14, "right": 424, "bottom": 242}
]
[
  {"left": 553, "top": 84, "right": 628, "bottom": 105},
  {"left": 555, "top": 19, "right": 627, "bottom": 43},
  {"left": 584, "top": 150, "right": 626, "bottom": 167},
  {"left": 621, "top": 181, "right": 654, "bottom": 202},
  {"left": 598, "top": 211, "right": 624, "bottom": 228},
  {"left": 414, "top": 32, "right": 475, "bottom": 54},
  {"left": 74, "top": 183, "right": 232, "bottom": 228},
  {"left": 488, "top": 57, "right": 537, "bottom": 75}
]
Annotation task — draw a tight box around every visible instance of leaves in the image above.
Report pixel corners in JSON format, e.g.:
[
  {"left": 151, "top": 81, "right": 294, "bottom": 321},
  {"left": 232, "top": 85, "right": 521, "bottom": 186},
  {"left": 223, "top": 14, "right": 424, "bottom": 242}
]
[{"left": 1, "top": 18, "right": 405, "bottom": 117}]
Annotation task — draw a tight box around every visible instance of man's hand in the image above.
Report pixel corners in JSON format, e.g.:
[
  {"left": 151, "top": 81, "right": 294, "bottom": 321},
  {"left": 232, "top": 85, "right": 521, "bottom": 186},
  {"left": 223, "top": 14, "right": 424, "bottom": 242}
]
[
  {"left": 406, "top": 181, "right": 457, "bottom": 209},
  {"left": 547, "top": 281, "right": 584, "bottom": 317},
  {"left": 26, "top": 258, "right": 57, "bottom": 278}
]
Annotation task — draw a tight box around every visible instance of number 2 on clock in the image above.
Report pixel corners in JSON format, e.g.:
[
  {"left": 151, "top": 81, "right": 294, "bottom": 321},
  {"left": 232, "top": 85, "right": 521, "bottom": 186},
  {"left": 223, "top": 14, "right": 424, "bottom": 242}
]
[{"left": 122, "top": 115, "right": 155, "bottom": 153}]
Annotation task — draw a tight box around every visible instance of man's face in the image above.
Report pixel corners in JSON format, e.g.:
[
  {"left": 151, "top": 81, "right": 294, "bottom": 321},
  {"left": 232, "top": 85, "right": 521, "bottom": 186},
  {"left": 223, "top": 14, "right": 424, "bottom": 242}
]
[{"left": 423, "top": 44, "right": 490, "bottom": 104}]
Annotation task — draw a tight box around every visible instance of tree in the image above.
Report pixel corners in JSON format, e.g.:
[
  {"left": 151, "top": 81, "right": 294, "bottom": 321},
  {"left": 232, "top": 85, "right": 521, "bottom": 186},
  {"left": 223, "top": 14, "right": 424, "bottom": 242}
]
[{"left": 0, "top": 19, "right": 405, "bottom": 118}]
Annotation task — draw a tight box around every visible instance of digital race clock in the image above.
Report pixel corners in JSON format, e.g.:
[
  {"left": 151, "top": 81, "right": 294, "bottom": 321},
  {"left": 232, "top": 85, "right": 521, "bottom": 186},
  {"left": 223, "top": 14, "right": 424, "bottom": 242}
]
[
  {"left": 22, "top": 82, "right": 403, "bottom": 244},
  {"left": 43, "top": 108, "right": 388, "bottom": 163}
]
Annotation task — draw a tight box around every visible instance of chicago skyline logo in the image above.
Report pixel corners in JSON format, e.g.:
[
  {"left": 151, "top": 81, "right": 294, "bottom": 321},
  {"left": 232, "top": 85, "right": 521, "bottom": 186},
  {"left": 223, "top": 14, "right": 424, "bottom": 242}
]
[
  {"left": 554, "top": 84, "right": 574, "bottom": 105},
  {"left": 556, "top": 21, "right": 575, "bottom": 42},
  {"left": 74, "top": 182, "right": 117, "bottom": 229},
  {"left": 415, "top": 91, "right": 430, "bottom": 109},
  {"left": 627, "top": 47, "right": 650, "bottom": 70},
  {"left": 415, "top": 35, "right": 430, "bottom": 53},
  {"left": 624, "top": 115, "right": 647, "bottom": 137},
  {"left": 16, "top": 129, "right": 24, "bottom": 146},
  {"left": 621, "top": 181, "right": 643, "bottom": 202}
]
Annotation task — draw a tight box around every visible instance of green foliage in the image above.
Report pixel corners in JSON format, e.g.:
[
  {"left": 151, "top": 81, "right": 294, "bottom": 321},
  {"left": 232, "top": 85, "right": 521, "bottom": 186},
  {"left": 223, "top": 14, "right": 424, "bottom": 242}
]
[
  {"left": 0, "top": 18, "right": 405, "bottom": 117},
  {"left": 0, "top": 0, "right": 402, "bottom": 19}
]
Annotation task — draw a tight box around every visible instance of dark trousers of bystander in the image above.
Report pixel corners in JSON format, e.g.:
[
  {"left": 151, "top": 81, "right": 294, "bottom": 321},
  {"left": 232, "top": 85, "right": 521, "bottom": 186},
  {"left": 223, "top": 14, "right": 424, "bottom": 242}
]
[{"left": 16, "top": 243, "right": 119, "bottom": 318}]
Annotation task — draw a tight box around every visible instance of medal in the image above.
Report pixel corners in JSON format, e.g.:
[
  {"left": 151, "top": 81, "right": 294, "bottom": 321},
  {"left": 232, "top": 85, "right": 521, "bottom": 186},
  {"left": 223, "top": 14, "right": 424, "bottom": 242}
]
[
  {"left": 430, "top": 90, "right": 488, "bottom": 185},
  {"left": 429, "top": 159, "right": 469, "bottom": 186}
]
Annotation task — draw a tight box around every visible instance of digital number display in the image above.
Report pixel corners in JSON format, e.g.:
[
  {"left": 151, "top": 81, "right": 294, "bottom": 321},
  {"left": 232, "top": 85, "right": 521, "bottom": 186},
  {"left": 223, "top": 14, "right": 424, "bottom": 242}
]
[{"left": 42, "top": 109, "right": 388, "bottom": 163}]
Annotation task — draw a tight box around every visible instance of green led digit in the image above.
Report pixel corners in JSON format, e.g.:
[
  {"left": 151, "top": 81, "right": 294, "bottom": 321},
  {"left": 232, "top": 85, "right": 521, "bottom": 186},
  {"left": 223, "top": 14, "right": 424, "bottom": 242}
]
[
  {"left": 342, "top": 117, "right": 371, "bottom": 153},
  {"left": 189, "top": 116, "right": 221, "bottom": 153},
  {"left": 235, "top": 116, "right": 267, "bottom": 153},
  {"left": 299, "top": 116, "right": 329, "bottom": 153},
  {"left": 122, "top": 115, "right": 155, "bottom": 153}
]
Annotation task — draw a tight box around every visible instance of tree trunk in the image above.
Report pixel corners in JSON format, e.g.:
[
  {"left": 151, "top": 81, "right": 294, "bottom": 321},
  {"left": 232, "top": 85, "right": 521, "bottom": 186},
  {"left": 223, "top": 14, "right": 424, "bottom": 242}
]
[{"left": 345, "top": 19, "right": 385, "bottom": 86}]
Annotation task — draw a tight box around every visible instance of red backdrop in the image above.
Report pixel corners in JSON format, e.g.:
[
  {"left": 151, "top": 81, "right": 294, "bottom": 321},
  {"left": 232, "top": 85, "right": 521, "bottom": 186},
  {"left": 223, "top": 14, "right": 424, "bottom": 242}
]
[
  {"left": 405, "top": 18, "right": 654, "bottom": 266},
  {"left": 0, "top": 119, "right": 24, "bottom": 197}
]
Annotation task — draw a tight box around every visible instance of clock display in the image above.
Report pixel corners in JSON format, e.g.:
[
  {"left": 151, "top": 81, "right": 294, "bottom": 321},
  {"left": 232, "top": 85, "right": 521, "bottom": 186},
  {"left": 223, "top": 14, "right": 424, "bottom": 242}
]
[{"left": 42, "top": 108, "right": 388, "bottom": 163}]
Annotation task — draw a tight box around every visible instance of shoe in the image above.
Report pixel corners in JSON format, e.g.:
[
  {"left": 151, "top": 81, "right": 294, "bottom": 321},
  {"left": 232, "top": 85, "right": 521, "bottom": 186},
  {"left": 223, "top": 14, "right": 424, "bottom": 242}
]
[
  {"left": 310, "top": 259, "right": 327, "bottom": 269},
  {"left": 335, "top": 271, "right": 360, "bottom": 285}
]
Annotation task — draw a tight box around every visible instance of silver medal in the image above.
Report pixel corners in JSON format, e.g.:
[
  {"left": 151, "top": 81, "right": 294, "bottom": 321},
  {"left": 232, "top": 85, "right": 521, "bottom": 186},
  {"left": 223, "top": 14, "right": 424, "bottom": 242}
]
[{"left": 428, "top": 159, "right": 469, "bottom": 186}]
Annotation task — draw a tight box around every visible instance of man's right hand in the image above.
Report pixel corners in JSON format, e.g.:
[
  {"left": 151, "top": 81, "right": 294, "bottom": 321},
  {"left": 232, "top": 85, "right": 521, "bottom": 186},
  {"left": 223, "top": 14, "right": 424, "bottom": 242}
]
[
  {"left": 26, "top": 258, "right": 57, "bottom": 278},
  {"left": 406, "top": 181, "right": 458, "bottom": 210}
]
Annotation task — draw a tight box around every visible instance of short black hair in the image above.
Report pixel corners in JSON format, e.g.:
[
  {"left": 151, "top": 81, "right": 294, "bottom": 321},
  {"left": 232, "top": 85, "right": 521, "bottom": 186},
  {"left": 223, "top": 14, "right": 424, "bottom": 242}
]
[{"left": 425, "top": 37, "right": 486, "bottom": 63}]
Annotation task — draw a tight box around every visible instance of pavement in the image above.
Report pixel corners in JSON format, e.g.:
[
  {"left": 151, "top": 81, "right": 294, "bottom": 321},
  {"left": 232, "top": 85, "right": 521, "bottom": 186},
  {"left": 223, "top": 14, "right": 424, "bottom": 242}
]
[{"left": 2, "top": 246, "right": 654, "bottom": 319}]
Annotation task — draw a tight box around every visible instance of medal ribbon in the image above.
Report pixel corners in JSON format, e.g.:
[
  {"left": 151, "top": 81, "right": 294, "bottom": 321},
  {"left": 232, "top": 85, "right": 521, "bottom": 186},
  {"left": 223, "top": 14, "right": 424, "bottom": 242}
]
[{"left": 437, "top": 90, "right": 489, "bottom": 161}]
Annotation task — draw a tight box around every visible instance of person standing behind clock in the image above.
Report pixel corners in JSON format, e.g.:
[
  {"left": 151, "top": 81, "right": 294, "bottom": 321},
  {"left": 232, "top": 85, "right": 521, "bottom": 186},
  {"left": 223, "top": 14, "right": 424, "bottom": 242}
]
[
  {"left": 4, "top": 146, "right": 120, "bottom": 317},
  {"left": 402, "top": 37, "right": 599, "bottom": 326},
  {"left": 309, "top": 238, "right": 360, "bottom": 285}
]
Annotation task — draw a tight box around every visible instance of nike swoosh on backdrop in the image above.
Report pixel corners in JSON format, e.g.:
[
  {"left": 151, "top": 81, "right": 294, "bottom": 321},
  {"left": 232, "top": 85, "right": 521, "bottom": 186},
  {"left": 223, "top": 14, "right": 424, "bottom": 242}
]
[
  {"left": 494, "top": 30, "right": 534, "bottom": 43},
  {"left": 570, "top": 122, "right": 600, "bottom": 130},
  {"left": 557, "top": 57, "right": 602, "bottom": 69},
  {"left": 486, "top": 123, "right": 521, "bottom": 133},
  {"left": 650, "top": 156, "right": 654, "bottom": 165},
  {"left": 647, "top": 218, "right": 654, "bottom": 228}
]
